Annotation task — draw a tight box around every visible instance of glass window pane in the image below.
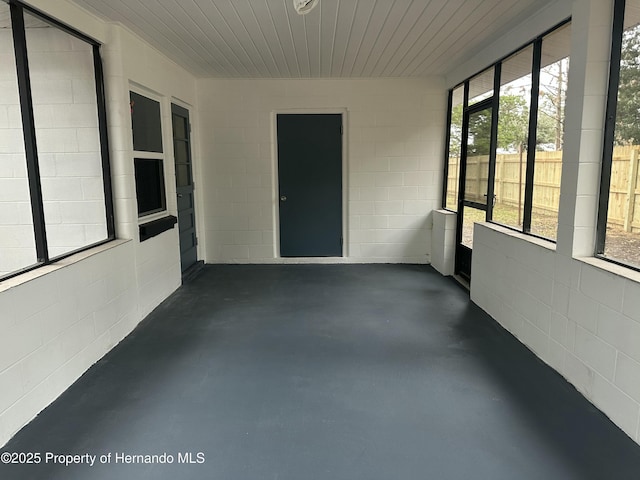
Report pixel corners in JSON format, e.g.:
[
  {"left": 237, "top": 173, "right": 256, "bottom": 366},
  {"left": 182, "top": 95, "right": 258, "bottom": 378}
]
[
  {"left": 172, "top": 113, "right": 187, "bottom": 139},
  {"left": 493, "top": 46, "right": 533, "bottom": 230},
  {"left": 25, "top": 11, "right": 108, "bottom": 258},
  {"left": 445, "top": 86, "right": 463, "bottom": 211},
  {"left": 131, "top": 92, "right": 163, "bottom": 153},
  {"left": 464, "top": 107, "right": 492, "bottom": 204},
  {"left": 135, "top": 158, "right": 166, "bottom": 216},
  {"left": 468, "top": 67, "right": 494, "bottom": 105},
  {"left": 174, "top": 140, "right": 189, "bottom": 164},
  {"left": 176, "top": 164, "right": 190, "bottom": 188},
  {"left": 531, "top": 23, "right": 571, "bottom": 240},
  {"left": 603, "top": 2, "right": 640, "bottom": 268},
  {"left": 0, "top": 3, "right": 38, "bottom": 277},
  {"left": 461, "top": 207, "right": 485, "bottom": 249}
]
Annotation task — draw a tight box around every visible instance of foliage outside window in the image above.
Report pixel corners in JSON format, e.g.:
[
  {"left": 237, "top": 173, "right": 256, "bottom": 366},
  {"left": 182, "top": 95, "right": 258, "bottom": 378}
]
[
  {"left": 0, "top": 0, "right": 113, "bottom": 280},
  {"left": 598, "top": 0, "right": 640, "bottom": 270},
  {"left": 493, "top": 45, "right": 533, "bottom": 230},
  {"left": 444, "top": 87, "right": 464, "bottom": 211},
  {"left": 531, "top": 24, "right": 571, "bottom": 239},
  {"left": 442, "top": 21, "right": 570, "bottom": 242}
]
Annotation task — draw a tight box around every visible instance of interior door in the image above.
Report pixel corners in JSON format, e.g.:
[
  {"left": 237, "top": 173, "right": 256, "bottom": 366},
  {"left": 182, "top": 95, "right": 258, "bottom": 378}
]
[
  {"left": 455, "top": 101, "right": 493, "bottom": 280},
  {"left": 277, "top": 114, "right": 343, "bottom": 257},
  {"left": 171, "top": 103, "right": 198, "bottom": 273}
]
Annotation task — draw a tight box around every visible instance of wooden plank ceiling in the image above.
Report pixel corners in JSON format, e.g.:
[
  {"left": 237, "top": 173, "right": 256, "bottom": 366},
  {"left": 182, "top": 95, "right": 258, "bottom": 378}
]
[{"left": 68, "top": 0, "right": 557, "bottom": 78}]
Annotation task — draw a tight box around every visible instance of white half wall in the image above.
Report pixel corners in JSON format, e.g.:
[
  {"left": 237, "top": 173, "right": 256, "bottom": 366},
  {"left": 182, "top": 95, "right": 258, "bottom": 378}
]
[
  {"left": 0, "top": 0, "right": 197, "bottom": 447},
  {"left": 472, "top": 224, "right": 640, "bottom": 443},
  {"left": 0, "top": 240, "right": 137, "bottom": 447},
  {"left": 196, "top": 78, "right": 446, "bottom": 264},
  {"left": 465, "top": 0, "right": 640, "bottom": 445},
  {"left": 431, "top": 210, "right": 456, "bottom": 276}
]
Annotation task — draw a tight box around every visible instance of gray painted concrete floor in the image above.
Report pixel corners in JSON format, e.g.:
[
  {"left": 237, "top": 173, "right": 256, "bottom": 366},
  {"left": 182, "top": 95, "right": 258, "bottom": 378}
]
[{"left": 2, "top": 264, "right": 640, "bottom": 479}]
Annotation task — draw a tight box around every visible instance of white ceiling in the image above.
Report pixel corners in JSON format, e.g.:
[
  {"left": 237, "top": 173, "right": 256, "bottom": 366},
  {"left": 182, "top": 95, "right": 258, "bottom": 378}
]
[{"left": 68, "top": 0, "right": 557, "bottom": 78}]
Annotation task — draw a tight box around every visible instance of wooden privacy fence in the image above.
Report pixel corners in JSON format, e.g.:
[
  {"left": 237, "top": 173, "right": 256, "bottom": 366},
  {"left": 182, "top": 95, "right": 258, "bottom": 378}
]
[
  {"left": 447, "top": 145, "right": 640, "bottom": 232},
  {"left": 608, "top": 146, "right": 640, "bottom": 232}
]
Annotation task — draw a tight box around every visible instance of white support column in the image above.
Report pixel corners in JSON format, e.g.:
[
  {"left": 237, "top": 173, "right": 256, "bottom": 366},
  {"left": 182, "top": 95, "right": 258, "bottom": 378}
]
[
  {"left": 431, "top": 210, "right": 457, "bottom": 275},
  {"left": 556, "top": 0, "right": 615, "bottom": 258}
]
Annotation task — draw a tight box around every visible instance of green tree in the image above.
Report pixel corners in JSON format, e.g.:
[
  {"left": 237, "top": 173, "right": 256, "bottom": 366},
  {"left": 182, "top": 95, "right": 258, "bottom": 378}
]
[
  {"left": 447, "top": 90, "right": 558, "bottom": 157},
  {"left": 497, "top": 93, "right": 530, "bottom": 152},
  {"left": 497, "top": 89, "right": 557, "bottom": 153},
  {"left": 448, "top": 104, "right": 463, "bottom": 157},
  {"left": 467, "top": 108, "right": 493, "bottom": 155},
  {"left": 615, "top": 25, "right": 640, "bottom": 145}
]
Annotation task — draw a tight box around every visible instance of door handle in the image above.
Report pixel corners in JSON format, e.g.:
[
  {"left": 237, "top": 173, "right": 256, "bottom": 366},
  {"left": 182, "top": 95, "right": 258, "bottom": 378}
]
[
  {"left": 280, "top": 195, "right": 287, "bottom": 202},
  {"left": 483, "top": 193, "right": 496, "bottom": 206},
  {"left": 177, "top": 193, "right": 183, "bottom": 198}
]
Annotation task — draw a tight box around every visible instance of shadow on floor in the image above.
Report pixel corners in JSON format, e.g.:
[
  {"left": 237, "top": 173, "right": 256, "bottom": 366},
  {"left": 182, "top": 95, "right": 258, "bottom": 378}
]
[{"left": 1, "top": 264, "right": 639, "bottom": 480}]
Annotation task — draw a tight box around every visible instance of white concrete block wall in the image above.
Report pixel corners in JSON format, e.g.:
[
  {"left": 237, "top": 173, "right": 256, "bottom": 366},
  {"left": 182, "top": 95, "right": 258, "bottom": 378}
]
[
  {"left": 0, "top": 240, "right": 138, "bottom": 447},
  {"left": 431, "top": 209, "right": 456, "bottom": 275},
  {"left": 102, "top": 24, "right": 189, "bottom": 317},
  {"left": 197, "top": 78, "right": 446, "bottom": 264},
  {"left": 0, "top": 0, "right": 195, "bottom": 448},
  {"left": 467, "top": 0, "right": 640, "bottom": 446},
  {"left": 26, "top": 26, "right": 107, "bottom": 258},
  {"left": 472, "top": 224, "right": 640, "bottom": 443},
  {"left": 0, "top": 29, "right": 37, "bottom": 274},
  {"left": 0, "top": 22, "right": 109, "bottom": 272}
]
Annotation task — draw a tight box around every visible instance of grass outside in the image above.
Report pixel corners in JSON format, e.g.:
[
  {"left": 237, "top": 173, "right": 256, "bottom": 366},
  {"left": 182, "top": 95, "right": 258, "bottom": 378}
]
[
  {"left": 460, "top": 202, "right": 640, "bottom": 269},
  {"left": 603, "top": 227, "right": 640, "bottom": 268},
  {"left": 461, "top": 203, "right": 559, "bottom": 247}
]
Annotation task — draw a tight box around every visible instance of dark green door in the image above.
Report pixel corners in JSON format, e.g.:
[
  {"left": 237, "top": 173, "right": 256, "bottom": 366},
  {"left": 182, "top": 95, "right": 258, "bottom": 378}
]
[
  {"left": 171, "top": 104, "right": 197, "bottom": 272},
  {"left": 277, "top": 114, "right": 343, "bottom": 257}
]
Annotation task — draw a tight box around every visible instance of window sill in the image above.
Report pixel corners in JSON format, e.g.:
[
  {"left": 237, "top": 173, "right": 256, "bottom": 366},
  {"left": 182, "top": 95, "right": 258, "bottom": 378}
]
[
  {"left": 477, "top": 222, "right": 640, "bottom": 284},
  {"left": 137, "top": 209, "right": 170, "bottom": 224},
  {"left": 0, "top": 239, "right": 131, "bottom": 294},
  {"left": 477, "top": 222, "right": 557, "bottom": 252},
  {"left": 576, "top": 256, "right": 640, "bottom": 284},
  {"left": 139, "top": 215, "right": 177, "bottom": 242}
]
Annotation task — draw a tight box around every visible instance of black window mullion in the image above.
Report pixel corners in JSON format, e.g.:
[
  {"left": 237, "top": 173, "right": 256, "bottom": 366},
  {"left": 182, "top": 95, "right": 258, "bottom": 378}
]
[
  {"left": 597, "top": 0, "right": 626, "bottom": 254},
  {"left": 486, "top": 62, "right": 501, "bottom": 221},
  {"left": 93, "top": 44, "right": 116, "bottom": 239},
  {"left": 455, "top": 82, "right": 471, "bottom": 247},
  {"left": 523, "top": 38, "right": 543, "bottom": 233},
  {"left": 10, "top": 1, "right": 48, "bottom": 263}
]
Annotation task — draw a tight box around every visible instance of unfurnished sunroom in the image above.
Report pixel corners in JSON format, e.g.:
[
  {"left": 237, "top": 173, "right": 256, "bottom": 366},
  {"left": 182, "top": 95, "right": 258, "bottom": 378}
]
[{"left": 1, "top": 0, "right": 640, "bottom": 478}]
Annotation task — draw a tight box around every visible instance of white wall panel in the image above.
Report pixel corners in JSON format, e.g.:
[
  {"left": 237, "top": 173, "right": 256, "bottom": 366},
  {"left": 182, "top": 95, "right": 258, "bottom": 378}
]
[
  {"left": 0, "top": 0, "right": 196, "bottom": 447},
  {"left": 197, "top": 77, "right": 446, "bottom": 264}
]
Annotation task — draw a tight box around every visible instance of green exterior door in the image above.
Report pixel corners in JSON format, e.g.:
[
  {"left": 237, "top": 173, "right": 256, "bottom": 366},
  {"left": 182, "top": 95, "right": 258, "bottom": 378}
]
[
  {"left": 277, "top": 114, "right": 343, "bottom": 257},
  {"left": 172, "top": 104, "right": 197, "bottom": 272}
]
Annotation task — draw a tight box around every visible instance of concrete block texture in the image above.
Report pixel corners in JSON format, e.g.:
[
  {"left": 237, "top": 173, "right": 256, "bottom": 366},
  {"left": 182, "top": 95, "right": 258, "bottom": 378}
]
[
  {"left": 197, "top": 78, "right": 446, "bottom": 264},
  {"left": 467, "top": 0, "right": 640, "bottom": 447},
  {"left": 0, "top": 0, "right": 195, "bottom": 447},
  {"left": 431, "top": 210, "right": 456, "bottom": 276},
  {"left": 0, "top": 25, "right": 106, "bottom": 271},
  {"left": 471, "top": 222, "right": 640, "bottom": 445}
]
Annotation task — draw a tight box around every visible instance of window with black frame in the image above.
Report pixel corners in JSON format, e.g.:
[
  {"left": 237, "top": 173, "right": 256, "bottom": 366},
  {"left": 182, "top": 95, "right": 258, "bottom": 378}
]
[
  {"left": 444, "top": 86, "right": 464, "bottom": 212},
  {"left": 130, "top": 91, "right": 166, "bottom": 218},
  {"left": 442, "top": 20, "right": 571, "bottom": 243},
  {"left": 0, "top": 0, "right": 114, "bottom": 280},
  {"left": 597, "top": 0, "right": 640, "bottom": 271}
]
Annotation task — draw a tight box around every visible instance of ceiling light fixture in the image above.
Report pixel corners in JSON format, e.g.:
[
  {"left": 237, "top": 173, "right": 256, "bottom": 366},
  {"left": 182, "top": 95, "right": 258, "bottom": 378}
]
[{"left": 293, "top": 0, "right": 319, "bottom": 15}]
